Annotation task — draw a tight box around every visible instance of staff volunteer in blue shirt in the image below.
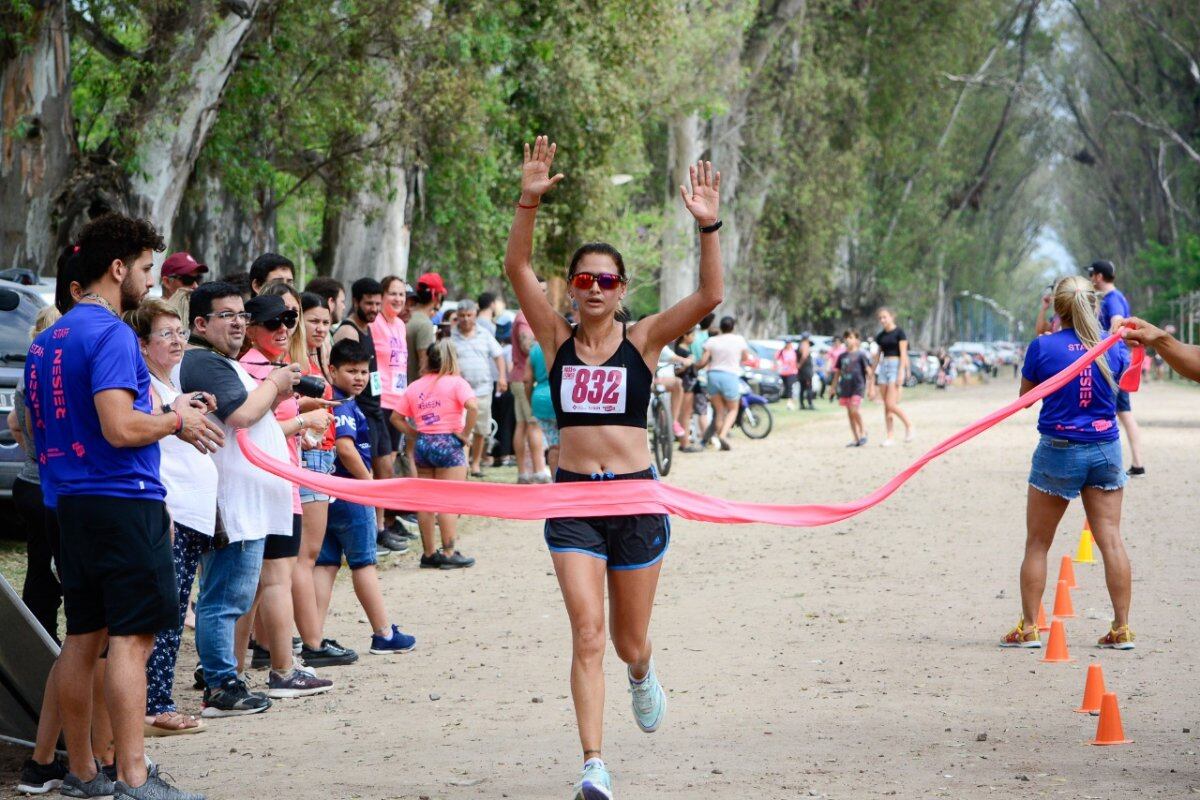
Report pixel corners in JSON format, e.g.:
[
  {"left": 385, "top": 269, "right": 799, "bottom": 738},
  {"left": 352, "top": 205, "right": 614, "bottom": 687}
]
[
  {"left": 1000, "top": 275, "right": 1135, "bottom": 652},
  {"left": 1088, "top": 259, "right": 1146, "bottom": 476},
  {"left": 24, "top": 213, "right": 223, "bottom": 800}
]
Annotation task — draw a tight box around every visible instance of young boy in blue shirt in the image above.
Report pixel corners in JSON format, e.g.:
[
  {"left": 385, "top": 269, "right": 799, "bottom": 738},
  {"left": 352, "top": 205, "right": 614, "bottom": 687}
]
[{"left": 313, "top": 340, "right": 416, "bottom": 654}]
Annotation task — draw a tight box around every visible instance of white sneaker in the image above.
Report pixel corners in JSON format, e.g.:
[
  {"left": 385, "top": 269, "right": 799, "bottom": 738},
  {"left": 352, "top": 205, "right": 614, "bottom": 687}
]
[
  {"left": 882, "top": 439, "right": 895, "bottom": 447},
  {"left": 904, "top": 428, "right": 916, "bottom": 443}
]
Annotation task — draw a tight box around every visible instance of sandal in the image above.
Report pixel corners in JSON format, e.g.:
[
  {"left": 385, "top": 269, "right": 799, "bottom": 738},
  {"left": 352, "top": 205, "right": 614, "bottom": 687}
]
[
  {"left": 144, "top": 711, "right": 206, "bottom": 737},
  {"left": 470, "top": 470, "right": 484, "bottom": 478}
]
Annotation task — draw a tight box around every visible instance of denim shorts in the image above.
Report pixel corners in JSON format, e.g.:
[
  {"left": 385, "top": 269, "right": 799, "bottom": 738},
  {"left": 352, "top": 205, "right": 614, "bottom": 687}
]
[
  {"left": 1116, "top": 389, "right": 1131, "bottom": 413},
  {"left": 877, "top": 358, "right": 900, "bottom": 385},
  {"left": 414, "top": 432, "right": 466, "bottom": 469},
  {"left": 316, "top": 499, "right": 376, "bottom": 570},
  {"left": 300, "top": 448, "right": 335, "bottom": 504},
  {"left": 537, "top": 418, "right": 560, "bottom": 447},
  {"left": 707, "top": 370, "right": 741, "bottom": 400},
  {"left": 1028, "top": 435, "right": 1127, "bottom": 500}
]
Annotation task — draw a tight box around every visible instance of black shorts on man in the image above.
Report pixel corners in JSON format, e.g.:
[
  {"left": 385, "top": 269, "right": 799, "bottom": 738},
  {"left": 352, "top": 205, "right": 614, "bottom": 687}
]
[{"left": 57, "top": 496, "right": 177, "bottom": 636}]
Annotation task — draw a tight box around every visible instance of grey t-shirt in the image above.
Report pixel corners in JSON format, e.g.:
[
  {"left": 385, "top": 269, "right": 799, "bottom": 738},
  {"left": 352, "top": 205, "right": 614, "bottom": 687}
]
[
  {"left": 451, "top": 328, "right": 502, "bottom": 396},
  {"left": 178, "top": 348, "right": 249, "bottom": 422},
  {"left": 405, "top": 309, "right": 437, "bottom": 386}
]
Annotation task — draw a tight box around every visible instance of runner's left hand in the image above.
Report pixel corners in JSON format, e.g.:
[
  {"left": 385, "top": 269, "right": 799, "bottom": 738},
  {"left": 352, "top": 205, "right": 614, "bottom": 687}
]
[{"left": 679, "top": 160, "right": 721, "bottom": 227}]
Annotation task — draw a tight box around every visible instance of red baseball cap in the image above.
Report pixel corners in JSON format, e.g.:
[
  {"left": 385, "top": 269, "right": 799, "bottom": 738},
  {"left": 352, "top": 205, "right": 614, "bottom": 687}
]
[
  {"left": 417, "top": 272, "right": 447, "bottom": 295},
  {"left": 161, "top": 252, "right": 208, "bottom": 278}
]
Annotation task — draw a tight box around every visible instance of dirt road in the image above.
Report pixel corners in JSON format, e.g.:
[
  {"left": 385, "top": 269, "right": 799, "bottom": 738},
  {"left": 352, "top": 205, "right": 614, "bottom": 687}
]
[{"left": 14, "top": 376, "right": 1200, "bottom": 799}]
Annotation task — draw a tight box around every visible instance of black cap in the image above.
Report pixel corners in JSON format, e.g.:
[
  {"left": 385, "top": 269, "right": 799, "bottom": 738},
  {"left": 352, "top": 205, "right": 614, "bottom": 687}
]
[
  {"left": 1087, "top": 260, "right": 1115, "bottom": 281},
  {"left": 244, "top": 294, "right": 288, "bottom": 324}
]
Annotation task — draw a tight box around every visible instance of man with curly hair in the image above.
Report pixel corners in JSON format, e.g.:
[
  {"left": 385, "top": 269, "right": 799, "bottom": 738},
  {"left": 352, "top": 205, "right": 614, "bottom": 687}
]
[{"left": 25, "top": 213, "right": 221, "bottom": 800}]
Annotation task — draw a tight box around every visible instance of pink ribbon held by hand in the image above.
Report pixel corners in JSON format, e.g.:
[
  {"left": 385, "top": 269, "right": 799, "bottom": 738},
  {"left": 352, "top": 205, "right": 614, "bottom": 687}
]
[{"left": 238, "top": 331, "right": 1136, "bottom": 527}]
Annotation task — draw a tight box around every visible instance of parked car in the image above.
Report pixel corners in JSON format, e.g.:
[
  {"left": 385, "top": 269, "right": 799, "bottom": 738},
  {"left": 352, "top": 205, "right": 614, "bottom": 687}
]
[{"left": 0, "top": 280, "right": 47, "bottom": 499}]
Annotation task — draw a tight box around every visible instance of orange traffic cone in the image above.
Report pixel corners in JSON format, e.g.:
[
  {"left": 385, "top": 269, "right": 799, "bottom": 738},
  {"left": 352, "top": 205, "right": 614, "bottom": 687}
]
[
  {"left": 1052, "top": 579, "right": 1075, "bottom": 618},
  {"left": 1041, "top": 619, "right": 1073, "bottom": 663},
  {"left": 1059, "top": 555, "right": 1077, "bottom": 590},
  {"left": 1036, "top": 602, "right": 1050, "bottom": 632},
  {"left": 1074, "top": 663, "right": 1106, "bottom": 714},
  {"left": 1074, "top": 523, "right": 1095, "bottom": 564},
  {"left": 1090, "top": 692, "right": 1132, "bottom": 745}
]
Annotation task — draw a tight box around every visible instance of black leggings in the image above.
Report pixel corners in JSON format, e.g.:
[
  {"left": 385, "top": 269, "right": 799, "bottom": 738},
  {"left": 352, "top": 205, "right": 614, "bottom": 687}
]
[
  {"left": 798, "top": 366, "right": 815, "bottom": 408},
  {"left": 13, "top": 477, "right": 62, "bottom": 643}
]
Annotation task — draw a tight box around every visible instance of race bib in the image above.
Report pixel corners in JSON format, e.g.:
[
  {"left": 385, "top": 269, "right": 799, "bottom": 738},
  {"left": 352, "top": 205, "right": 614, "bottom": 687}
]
[
  {"left": 560, "top": 365, "right": 627, "bottom": 414},
  {"left": 368, "top": 371, "right": 382, "bottom": 396},
  {"left": 392, "top": 372, "right": 407, "bottom": 392}
]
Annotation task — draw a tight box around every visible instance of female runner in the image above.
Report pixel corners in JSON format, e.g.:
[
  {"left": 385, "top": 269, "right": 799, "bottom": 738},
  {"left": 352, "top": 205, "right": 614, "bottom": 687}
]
[{"left": 504, "top": 136, "right": 722, "bottom": 800}]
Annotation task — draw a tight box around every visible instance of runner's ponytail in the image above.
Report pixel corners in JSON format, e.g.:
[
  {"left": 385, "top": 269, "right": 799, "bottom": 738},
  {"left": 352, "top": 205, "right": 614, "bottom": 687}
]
[{"left": 1053, "top": 275, "right": 1114, "bottom": 388}]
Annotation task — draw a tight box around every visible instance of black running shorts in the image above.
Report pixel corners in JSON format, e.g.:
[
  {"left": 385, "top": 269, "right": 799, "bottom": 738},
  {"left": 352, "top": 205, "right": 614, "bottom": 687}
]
[
  {"left": 544, "top": 468, "right": 670, "bottom": 570},
  {"left": 57, "top": 495, "right": 177, "bottom": 636}
]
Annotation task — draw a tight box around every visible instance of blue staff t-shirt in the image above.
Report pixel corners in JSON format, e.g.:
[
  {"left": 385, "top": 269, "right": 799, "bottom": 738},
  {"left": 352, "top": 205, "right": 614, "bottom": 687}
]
[
  {"left": 332, "top": 388, "right": 372, "bottom": 477},
  {"left": 1021, "top": 329, "right": 1128, "bottom": 443},
  {"left": 24, "top": 303, "right": 164, "bottom": 500},
  {"left": 1098, "top": 288, "right": 1130, "bottom": 334}
]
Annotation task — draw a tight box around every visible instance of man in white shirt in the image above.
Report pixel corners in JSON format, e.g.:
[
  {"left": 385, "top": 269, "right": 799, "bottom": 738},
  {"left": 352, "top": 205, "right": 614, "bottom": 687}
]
[{"left": 451, "top": 299, "right": 508, "bottom": 476}]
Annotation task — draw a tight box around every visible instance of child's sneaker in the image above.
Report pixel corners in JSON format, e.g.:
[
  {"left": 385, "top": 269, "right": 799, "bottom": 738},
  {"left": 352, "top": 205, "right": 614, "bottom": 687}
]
[
  {"left": 573, "top": 758, "right": 612, "bottom": 800},
  {"left": 999, "top": 619, "right": 1041, "bottom": 648},
  {"left": 369, "top": 624, "right": 416, "bottom": 654},
  {"left": 1097, "top": 623, "right": 1136, "bottom": 650}
]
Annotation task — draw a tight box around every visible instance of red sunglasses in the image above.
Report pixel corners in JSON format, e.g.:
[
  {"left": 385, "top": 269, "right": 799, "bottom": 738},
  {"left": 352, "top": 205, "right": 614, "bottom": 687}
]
[{"left": 570, "top": 272, "right": 625, "bottom": 292}]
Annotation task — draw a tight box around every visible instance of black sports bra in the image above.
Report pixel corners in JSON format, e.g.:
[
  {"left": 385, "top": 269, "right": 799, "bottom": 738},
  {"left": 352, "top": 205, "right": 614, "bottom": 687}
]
[{"left": 549, "top": 323, "right": 652, "bottom": 429}]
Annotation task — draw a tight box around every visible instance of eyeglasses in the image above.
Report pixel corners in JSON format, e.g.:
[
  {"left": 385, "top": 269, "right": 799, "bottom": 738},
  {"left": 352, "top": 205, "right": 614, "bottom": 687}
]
[
  {"left": 258, "top": 311, "right": 299, "bottom": 331},
  {"left": 171, "top": 274, "right": 200, "bottom": 287},
  {"left": 149, "top": 329, "right": 187, "bottom": 342},
  {"left": 207, "top": 311, "right": 252, "bottom": 323},
  {"left": 570, "top": 272, "right": 625, "bottom": 292}
]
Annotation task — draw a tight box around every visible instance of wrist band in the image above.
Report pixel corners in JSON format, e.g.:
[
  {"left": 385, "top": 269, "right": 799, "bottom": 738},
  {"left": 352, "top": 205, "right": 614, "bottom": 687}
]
[
  {"left": 516, "top": 200, "right": 540, "bottom": 209},
  {"left": 698, "top": 219, "right": 722, "bottom": 234},
  {"left": 173, "top": 411, "right": 183, "bottom": 435}
]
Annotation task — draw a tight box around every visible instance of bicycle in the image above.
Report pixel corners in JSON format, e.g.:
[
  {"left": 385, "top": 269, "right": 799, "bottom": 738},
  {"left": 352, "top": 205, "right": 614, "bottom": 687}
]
[{"left": 648, "top": 383, "right": 674, "bottom": 476}]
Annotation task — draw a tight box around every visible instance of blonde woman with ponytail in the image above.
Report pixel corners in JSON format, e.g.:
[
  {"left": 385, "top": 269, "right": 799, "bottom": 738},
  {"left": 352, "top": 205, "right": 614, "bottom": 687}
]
[{"left": 1001, "top": 275, "right": 1134, "bottom": 651}]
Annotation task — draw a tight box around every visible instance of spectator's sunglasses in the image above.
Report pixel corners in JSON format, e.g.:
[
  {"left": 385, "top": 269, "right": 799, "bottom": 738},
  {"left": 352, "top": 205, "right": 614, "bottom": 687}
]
[
  {"left": 258, "top": 310, "right": 299, "bottom": 331},
  {"left": 570, "top": 272, "right": 625, "bottom": 292},
  {"left": 171, "top": 274, "right": 200, "bottom": 286}
]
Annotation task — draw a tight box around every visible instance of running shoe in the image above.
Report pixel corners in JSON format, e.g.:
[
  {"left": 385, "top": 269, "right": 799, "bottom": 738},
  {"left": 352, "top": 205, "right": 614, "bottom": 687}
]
[
  {"left": 17, "top": 756, "right": 67, "bottom": 794},
  {"left": 60, "top": 764, "right": 115, "bottom": 799},
  {"left": 113, "top": 771, "right": 205, "bottom": 800},
  {"left": 858, "top": 436, "right": 868, "bottom": 446},
  {"left": 369, "top": 624, "right": 417, "bottom": 654},
  {"left": 1097, "top": 624, "right": 1136, "bottom": 650},
  {"left": 300, "top": 640, "right": 359, "bottom": 667},
  {"left": 904, "top": 428, "right": 916, "bottom": 443},
  {"left": 192, "top": 663, "right": 205, "bottom": 691},
  {"left": 377, "top": 530, "right": 410, "bottom": 554},
  {"left": 999, "top": 619, "right": 1041, "bottom": 648},
  {"left": 291, "top": 636, "right": 302, "bottom": 655},
  {"left": 385, "top": 518, "right": 419, "bottom": 541},
  {"left": 1126, "top": 465, "right": 1146, "bottom": 477},
  {"left": 421, "top": 550, "right": 475, "bottom": 569},
  {"left": 881, "top": 439, "right": 895, "bottom": 447},
  {"left": 628, "top": 659, "right": 666, "bottom": 733},
  {"left": 248, "top": 640, "right": 271, "bottom": 669},
  {"left": 200, "top": 677, "right": 272, "bottom": 718},
  {"left": 845, "top": 440, "right": 860, "bottom": 448},
  {"left": 573, "top": 759, "right": 612, "bottom": 800},
  {"left": 672, "top": 421, "right": 685, "bottom": 437},
  {"left": 267, "top": 668, "right": 333, "bottom": 699}
]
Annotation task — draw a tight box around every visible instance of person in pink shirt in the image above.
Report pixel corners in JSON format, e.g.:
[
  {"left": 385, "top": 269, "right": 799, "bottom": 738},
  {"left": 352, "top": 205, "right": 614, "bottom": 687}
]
[
  {"left": 391, "top": 339, "right": 479, "bottom": 569},
  {"left": 775, "top": 341, "right": 799, "bottom": 410},
  {"left": 238, "top": 290, "right": 334, "bottom": 698},
  {"left": 369, "top": 275, "right": 414, "bottom": 535}
]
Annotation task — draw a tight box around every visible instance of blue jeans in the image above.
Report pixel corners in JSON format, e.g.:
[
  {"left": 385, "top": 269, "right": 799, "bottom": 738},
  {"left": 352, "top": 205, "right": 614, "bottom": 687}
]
[
  {"left": 195, "top": 537, "right": 265, "bottom": 687},
  {"left": 1028, "top": 435, "right": 1127, "bottom": 500},
  {"left": 146, "top": 524, "right": 209, "bottom": 714}
]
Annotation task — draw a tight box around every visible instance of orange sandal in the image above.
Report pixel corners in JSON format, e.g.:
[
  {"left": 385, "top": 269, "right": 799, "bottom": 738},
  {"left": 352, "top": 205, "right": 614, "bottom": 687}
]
[{"left": 999, "top": 619, "right": 1041, "bottom": 648}]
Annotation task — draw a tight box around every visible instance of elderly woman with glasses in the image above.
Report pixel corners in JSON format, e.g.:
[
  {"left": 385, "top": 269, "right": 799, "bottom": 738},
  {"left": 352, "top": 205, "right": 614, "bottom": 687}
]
[
  {"left": 126, "top": 298, "right": 219, "bottom": 735},
  {"left": 237, "top": 284, "right": 335, "bottom": 699}
]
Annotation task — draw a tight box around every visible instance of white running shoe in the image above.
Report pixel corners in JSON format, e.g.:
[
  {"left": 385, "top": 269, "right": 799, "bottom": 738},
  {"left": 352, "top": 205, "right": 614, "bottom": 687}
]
[
  {"left": 628, "top": 660, "right": 666, "bottom": 733},
  {"left": 573, "top": 759, "right": 612, "bottom": 800}
]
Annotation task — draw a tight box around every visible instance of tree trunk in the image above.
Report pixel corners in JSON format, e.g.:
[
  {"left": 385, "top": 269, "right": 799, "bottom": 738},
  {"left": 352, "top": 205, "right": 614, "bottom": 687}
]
[
  {"left": 171, "top": 163, "right": 276, "bottom": 278},
  {"left": 324, "top": 159, "right": 414, "bottom": 283},
  {"left": 0, "top": 0, "right": 74, "bottom": 273},
  {"left": 659, "top": 112, "right": 704, "bottom": 310}
]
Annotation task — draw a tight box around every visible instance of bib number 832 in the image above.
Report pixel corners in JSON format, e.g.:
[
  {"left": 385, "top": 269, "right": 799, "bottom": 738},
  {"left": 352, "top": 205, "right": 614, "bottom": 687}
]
[{"left": 571, "top": 367, "right": 623, "bottom": 405}]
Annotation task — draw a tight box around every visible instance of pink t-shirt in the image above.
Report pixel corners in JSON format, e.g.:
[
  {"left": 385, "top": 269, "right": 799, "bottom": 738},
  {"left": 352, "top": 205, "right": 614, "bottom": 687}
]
[
  {"left": 241, "top": 347, "right": 302, "bottom": 514},
  {"left": 394, "top": 374, "right": 475, "bottom": 434},
  {"left": 370, "top": 312, "right": 408, "bottom": 410},
  {"left": 775, "top": 348, "right": 798, "bottom": 376},
  {"left": 510, "top": 311, "right": 533, "bottom": 382}
]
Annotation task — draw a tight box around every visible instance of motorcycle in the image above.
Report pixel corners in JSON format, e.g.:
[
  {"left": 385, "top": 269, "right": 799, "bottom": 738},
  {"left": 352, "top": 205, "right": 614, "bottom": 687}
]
[{"left": 736, "top": 375, "right": 773, "bottom": 439}]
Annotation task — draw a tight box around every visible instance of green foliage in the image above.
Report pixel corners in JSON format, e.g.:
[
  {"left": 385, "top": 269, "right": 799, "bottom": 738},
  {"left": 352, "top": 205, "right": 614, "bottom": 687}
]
[{"left": 1135, "top": 235, "right": 1200, "bottom": 324}]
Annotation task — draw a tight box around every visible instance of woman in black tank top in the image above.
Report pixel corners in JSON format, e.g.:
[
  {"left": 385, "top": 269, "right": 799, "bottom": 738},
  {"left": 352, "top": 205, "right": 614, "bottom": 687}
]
[{"left": 504, "top": 136, "right": 724, "bottom": 798}]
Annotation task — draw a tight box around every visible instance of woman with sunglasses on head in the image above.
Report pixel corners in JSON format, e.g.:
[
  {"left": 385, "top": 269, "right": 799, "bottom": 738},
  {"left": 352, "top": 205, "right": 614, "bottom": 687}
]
[
  {"left": 505, "top": 136, "right": 723, "bottom": 800},
  {"left": 237, "top": 286, "right": 335, "bottom": 699}
]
